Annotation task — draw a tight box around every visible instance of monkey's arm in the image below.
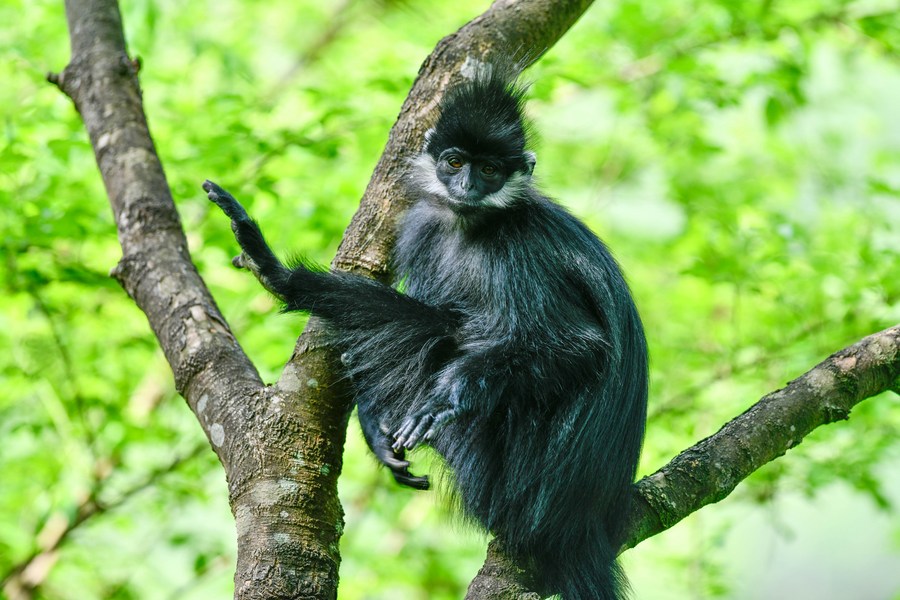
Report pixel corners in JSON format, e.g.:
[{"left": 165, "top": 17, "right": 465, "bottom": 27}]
[{"left": 393, "top": 339, "right": 535, "bottom": 450}]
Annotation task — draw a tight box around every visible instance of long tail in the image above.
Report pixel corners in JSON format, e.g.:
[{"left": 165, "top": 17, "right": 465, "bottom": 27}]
[{"left": 532, "top": 531, "right": 628, "bottom": 600}]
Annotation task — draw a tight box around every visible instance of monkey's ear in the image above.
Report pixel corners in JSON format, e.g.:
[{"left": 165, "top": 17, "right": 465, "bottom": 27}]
[
  {"left": 524, "top": 150, "right": 537, "bottom": 176},
  {"left": 423, "top": 128, "right": 436, "bottom": 151}
]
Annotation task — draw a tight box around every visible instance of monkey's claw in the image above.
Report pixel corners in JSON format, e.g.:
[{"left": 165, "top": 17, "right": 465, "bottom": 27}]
[
  {"left": 392, "top": 468, "right": 430, "bottom": 490},
  {"left": 370, "top": 435, "right": 430, "bottom": 490}
]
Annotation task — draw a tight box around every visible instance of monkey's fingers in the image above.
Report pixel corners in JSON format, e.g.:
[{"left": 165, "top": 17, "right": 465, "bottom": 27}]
[
  {"left": 392, "top": 468, "right": 430, "bottom": 491},
  {"left": 393, "top": 412, "right": 435, "bottom": 451},
  {"left": 422, "top": 408, "right": 457, "bottom": 442},
  {"left": 203, "top": 180, "right": 250, "bottom": 222},
  {"left": 372, "top": 442, "right": 411, "bottom": 471}
]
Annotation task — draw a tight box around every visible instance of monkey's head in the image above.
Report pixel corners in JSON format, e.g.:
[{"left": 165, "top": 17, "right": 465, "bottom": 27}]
[{"left": 411, "top": 68, "right": 537, "bottom": 213}]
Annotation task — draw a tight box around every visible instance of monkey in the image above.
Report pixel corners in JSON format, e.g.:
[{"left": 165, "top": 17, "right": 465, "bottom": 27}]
[{"left": 204, "top": 65, "right": 648, "bottom": 600}]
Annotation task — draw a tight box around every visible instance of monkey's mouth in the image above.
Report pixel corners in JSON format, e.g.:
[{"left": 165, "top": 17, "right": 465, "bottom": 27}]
[{"left": 445, "top": 196, "right": 493, "bottom": 216}]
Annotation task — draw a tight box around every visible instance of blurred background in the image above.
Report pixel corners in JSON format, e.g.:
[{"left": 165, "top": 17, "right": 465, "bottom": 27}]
[{"left": 1, "top": 0, "right": 899, "bottom": 598}]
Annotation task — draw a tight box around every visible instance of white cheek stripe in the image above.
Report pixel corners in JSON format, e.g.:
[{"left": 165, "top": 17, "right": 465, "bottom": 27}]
[
  {"left": 480, "top": 171, "right": 529, "bottom": 208},
  {"left": 409, "top": 153, "right": 452, "bottom": 200}
]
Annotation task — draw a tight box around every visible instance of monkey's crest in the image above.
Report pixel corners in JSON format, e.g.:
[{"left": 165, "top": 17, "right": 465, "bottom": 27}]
[{"left": 425, "top": 66, "right": 532, "bottom": 172}]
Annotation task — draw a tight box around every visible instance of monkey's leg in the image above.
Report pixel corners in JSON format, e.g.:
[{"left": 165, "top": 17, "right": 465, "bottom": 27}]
[
  {"left": 205, "top": 180, "right": 449, "bottom": 488},
  {"left": 204, "top": 180, "right": 292, "bottom": 299}
]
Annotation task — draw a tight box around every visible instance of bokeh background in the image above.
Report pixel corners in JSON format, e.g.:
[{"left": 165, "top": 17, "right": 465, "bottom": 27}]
[{"left": 2, "top": 0, "right": 899, "bottom": 598}]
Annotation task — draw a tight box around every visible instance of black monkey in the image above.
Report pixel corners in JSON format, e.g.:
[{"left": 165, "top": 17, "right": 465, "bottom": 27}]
[{"left": 205, "top": 66, "right": 648, "bottom": 600}]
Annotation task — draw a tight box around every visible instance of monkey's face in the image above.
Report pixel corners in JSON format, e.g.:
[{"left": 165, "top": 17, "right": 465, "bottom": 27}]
[
  {"left": 434, "top": 147, "right": 507, "bottom": 205},
  {"left": 408, "top": 146, "right": 536, "bottom": 213}
]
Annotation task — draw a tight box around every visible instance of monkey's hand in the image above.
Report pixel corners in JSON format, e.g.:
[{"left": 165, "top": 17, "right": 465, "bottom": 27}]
[
  {"left": 392, "top": 375, "right": 464, "bottom": 450},
  {"left": 204, "top": 180, "right": 254, "bottom": 270},
  {"left": 392, "top": 405, "right": 458, "bottom": 451},
  {"left": 204, "top": 180, "right": 288, "bottom": 298}
]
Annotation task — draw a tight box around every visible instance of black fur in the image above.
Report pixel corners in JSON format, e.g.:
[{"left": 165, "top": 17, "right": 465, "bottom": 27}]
[
  {"left": 205, "top": 67, "right": 647, "bottom": 600},
  {"left": 425, "top": 69, "right": 530, "bottom": 171}
]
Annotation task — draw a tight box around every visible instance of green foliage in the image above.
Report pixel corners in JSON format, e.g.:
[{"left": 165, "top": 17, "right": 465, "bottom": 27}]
[{"left": 1, "top": 0, "right": 898, "bottom": 598}]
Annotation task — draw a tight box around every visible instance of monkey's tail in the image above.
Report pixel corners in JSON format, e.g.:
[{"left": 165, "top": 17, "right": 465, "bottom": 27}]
[{"left": 529, "top": 529, "right": 629, "bottom": 600}]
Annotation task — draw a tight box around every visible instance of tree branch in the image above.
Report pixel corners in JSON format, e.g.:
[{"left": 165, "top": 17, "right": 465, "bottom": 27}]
[
  {"left": 51, "top": 0, "right": 262, "bottom": 475},
  {"left": 622, "top": 323, "right": 900, "bottom": 549},
  {"left": 52, "top": 1, "right": 348, "bottom": 598}
]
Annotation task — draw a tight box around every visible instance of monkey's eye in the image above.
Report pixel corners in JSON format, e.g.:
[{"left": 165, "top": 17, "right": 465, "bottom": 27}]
[
  {"left": 481, "top": 165, "right": 497, "bottom": 176},
  {"left": 447, "top": 156, "right": 463, "bottom": 169}
]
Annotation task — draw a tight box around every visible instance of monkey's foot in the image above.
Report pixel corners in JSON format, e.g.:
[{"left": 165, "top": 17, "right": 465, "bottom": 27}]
[
  {"left": 392, "top": 407, "right": 458, "bottom": 451},
  {"left": 391, "top": 463, "right": 430, "bottom": 491},
  {"left": 203, "top": 180, "right": 250, "bottom": 222},
  {"left": 369, "top": 434, "right": 430, "bottom": 490}
]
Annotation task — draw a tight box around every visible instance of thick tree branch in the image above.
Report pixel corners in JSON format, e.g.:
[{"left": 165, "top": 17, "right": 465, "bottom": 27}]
[
  {"left": 51, "top": 0, "right": 262, "bottom": 477},
  {"left": 52, "top": 0, "right": 900, "bottom": 597}
]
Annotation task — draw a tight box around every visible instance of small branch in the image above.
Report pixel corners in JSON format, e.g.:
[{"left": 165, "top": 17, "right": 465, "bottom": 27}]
[
  {"left": 1, "top": 445, "right": 205, "bottom": 598},
  {"left": 622, "top": 324, "right": 900, "bottom": 549}
]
